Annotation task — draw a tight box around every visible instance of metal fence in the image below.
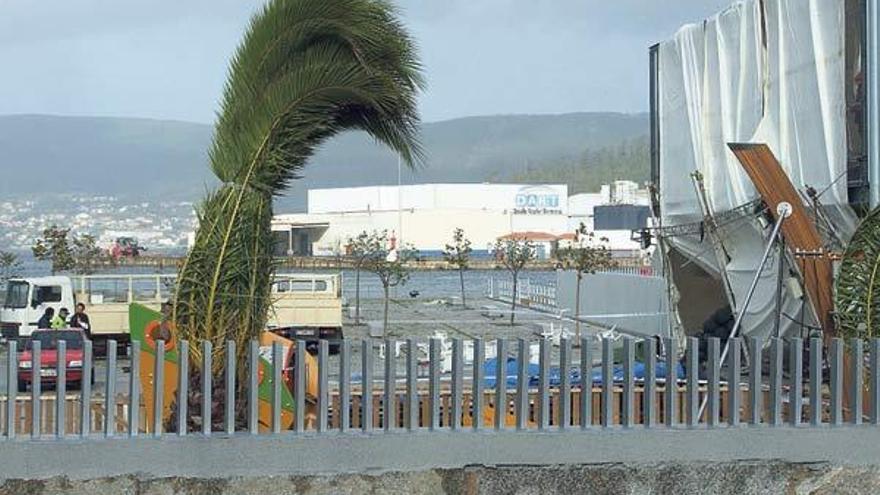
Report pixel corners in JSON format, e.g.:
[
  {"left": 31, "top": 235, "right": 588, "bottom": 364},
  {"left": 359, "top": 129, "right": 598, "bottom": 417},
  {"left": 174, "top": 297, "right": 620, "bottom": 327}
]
[
  {"left": 1, "top": 336, "right": 878, "bottom": 441},
  {"left": 488, "top": 278, "right": 557, "bottom": 311}
]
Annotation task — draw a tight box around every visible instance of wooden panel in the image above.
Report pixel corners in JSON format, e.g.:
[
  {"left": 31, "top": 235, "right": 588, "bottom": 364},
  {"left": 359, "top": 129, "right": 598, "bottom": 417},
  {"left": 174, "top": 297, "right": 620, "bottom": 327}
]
[{"left": 728, "top": 143, "right": 835, "bottom": 335}]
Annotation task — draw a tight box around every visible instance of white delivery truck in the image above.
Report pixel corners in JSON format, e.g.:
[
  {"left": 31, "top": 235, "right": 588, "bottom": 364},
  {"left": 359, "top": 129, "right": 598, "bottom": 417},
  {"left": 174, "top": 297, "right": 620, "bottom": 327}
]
[{"left": 1, "top": 273, "right": 344, "bottom": 353}]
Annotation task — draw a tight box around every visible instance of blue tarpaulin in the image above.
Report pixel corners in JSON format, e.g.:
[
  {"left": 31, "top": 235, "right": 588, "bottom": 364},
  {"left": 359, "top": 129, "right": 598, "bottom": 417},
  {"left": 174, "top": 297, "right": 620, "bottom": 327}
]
[{"left": 482, "top": 358, "right": 686, "bottom": 388}]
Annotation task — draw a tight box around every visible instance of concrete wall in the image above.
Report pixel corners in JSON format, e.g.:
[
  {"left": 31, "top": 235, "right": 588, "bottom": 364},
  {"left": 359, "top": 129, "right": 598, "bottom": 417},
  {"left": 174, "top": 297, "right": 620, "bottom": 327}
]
[
  {"left": 4, "top": 428, "right": 880, "bottom": 493},
  {"left": 556, "top": 270, "right": 668, "bottom": 337}
]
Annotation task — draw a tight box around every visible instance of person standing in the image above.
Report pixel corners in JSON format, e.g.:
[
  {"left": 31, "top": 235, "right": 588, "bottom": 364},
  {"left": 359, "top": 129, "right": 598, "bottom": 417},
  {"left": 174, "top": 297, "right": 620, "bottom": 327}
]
[
  {"left": 51, "top": 307, "right": 70, "bottom": 329},
  {"left": 70, "top": 303, "right": 91, "bottom": 336},
  {"left": 36, "top": 307, "right": 54, "bottom": 329}
]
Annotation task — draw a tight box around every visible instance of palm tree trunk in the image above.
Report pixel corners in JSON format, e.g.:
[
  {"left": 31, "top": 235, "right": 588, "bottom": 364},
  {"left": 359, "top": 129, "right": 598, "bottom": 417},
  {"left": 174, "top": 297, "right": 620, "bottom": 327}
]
[
  {"left": 510, "top": 273, "right": 518, "bottom": 326},
  {"left": 575, "top": 272, "right": 582, "bottom": 341},
  {"left": 355, "top": 267, "right": 361, "bottom": 325},
  {"left": 459, "top": 268, "right": 466, "bottom": 308},
  {"left": 383, "top": 284, "right": 390, "bottom": 336}
]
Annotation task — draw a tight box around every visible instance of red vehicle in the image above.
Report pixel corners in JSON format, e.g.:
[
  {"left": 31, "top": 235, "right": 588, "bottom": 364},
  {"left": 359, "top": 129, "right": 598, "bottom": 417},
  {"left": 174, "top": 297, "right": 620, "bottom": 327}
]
[{"left": 17, "top": 329, "right": 93, "bottom": 392}]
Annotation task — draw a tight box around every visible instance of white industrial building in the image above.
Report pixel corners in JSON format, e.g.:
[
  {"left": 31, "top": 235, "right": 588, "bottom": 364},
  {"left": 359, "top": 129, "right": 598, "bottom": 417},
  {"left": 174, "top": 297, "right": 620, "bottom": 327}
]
[{"left": 272, "top": 182, "right": 650, "bottom": 259}]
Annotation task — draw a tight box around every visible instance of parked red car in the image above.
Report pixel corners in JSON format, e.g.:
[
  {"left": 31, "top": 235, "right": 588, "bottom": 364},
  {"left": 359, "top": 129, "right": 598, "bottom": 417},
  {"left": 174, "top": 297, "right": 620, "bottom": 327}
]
[{"left": 18, "top": 329, "right": 93, "bottom": 392}]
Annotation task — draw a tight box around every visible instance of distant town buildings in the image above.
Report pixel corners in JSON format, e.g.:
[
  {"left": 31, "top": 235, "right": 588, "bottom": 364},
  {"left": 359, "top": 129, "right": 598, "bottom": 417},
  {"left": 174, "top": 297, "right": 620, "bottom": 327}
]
[
  {"left": 0, "top": 195, "right": 196, "bottom": 253},
  {"left": 270, "top": 182, "right": 651, "bottom": 259}
]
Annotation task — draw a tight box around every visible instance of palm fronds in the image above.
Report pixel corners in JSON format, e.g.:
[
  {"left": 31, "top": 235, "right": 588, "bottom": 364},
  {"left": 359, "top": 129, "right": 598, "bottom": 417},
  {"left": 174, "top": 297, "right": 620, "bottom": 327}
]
[
  {"left": 174, "top": 0, "right": 423, "bottom": 368},
  {"left": 836, "top": 207, "right": 880, "bottom": 340}
]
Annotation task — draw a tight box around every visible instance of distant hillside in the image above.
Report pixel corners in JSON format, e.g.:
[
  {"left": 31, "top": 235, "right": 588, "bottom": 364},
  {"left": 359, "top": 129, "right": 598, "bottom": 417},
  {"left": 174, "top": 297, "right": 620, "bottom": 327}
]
[
  {"left": 508, "top": 136, "right": 650, "bottom": 194},
  {"left": 0, "top": 112, "right": 648, "bottom": 210}
]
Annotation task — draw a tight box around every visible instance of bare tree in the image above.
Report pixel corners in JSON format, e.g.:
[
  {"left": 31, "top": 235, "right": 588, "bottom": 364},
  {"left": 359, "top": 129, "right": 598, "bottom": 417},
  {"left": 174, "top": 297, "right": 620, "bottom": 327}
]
[
  {"left": 443, "top": 228, "right": 472, "bottom": 308},
  {"left": 32, "top": 225, "right": 75, "bottom": 274},
  {"left": 72, "top": 234, "right": 105, "bottom": 275},
  {"left": 493, "top": 237, "right": 536, "bottom": 325},
  {"left": 557, "top": 223, "right": 617, "bottom": 339},
  {"left": 0, "top": 250, "right": 22, "bottom": 289},
  {"left": 365, "top": 234, "right": 416, "bottom": 335},
  {"left": 346, "top": 231, "right": 384, "bottom": 325}
]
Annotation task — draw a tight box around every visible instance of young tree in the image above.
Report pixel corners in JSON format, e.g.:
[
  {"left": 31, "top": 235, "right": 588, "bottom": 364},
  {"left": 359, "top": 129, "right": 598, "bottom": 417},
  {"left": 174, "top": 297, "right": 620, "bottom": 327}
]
[
  {"left": 557, "top": 223, "right": 617, "bottom": 339},
  {"left": 443, "top": 228, "right": 472, "bottom": 308},
  {"left": 72, "top": 234, "right": 105, "bottom": 275},
  {"left": 32, "top": 225, "right": 75, "bottom": 274},
  {"left": 493, "top": 237, "right": 536, "bottom": 325},
  {"left": 0, "top": 250, "right": 22, "bottom": 289},
  {"left": 346, "top": 231, "right": 384, "bottom": 325},
  {"left": 366, "top": 235, "right": 416, "bottom": 336}
]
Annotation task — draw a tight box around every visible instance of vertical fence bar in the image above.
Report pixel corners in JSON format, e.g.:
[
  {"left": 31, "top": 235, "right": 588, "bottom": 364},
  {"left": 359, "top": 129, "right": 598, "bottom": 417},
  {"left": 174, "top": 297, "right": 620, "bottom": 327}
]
[
  {"left": 644, "top": 338, "right": 656, "bottom": 427},
  {"left": 271, "top": 342, "right": 282, "bottom": 434},
  {"left": 362, "top": 340, "right": 373, "bottom": 433},
  {"left": 748, "top": 337, "right": 761, "bottom": 425},
  {"left": 176, "top": 341, "right": 188, "bottom": 436},
  {"left": 383, "top": 339, "right": 395, "bottom": 432},
  {"left": 55, "top": 340, "right": 66, "bottom": 439},
  {"left": 153, "top": 341, "right": 165, "bottom": 437},
  {"left": 789, "top": 338, "right": 803, "bottom": 427},
  {"left": 128, "top": 340, "right": 140, "bottom": 437},
  {"left": 225, "top": 341, "right": 235, "bottom": 435},
  {"left": 580, "top": 337, "right": 592, "bottom": 429},
  {"left": 622, "top": 338, "right": 634, "bottom": 428},
  {"left": 430, "top": 338, "right": 441, "bottom": 431},
  {"left": 318, "top": 340, "right": 329, "bottom": 433},
  {"left": 539, "top": 337, "right": 550, "bottom": 430},
  {"left": 495, "top": 339, "right": 507, "bottom": 431},
  {"left": 770, "top": 338, "right": 783, "bottom": 427},
  {"left": 248, "top": 340, "right": 258, "bottom": 434},
  {"left": 5, "top": 340, "right": 15, "bottom": 439},
  {"left": 810, "top": 337, "right": 822, "bottom": 426},
  {"left": 406, "top": 339, "right": 417, "bottom": 431},
  {"left": 830, "top": 338, "right": 843, "bottom": 426},
  {"left": 560, "top": 337, "right": 571, "bottom": 429},
  {"left": 687, "top": 337, "right": 698, "bottom": 427},
  {"left": 602, "top": 338, "right": 613, "bottom": 428},
  {"left": 295, "top": 340, "right": 306, "bottom": 433},
  {"left": 340, "top": 340, "right": 351, "bottom": 433},
  {"left": 31, "top": 341, "right": 41, "bottom": 439},
  {"left": 663, "top": 337, "right": 677, "bottom": 427},
  {"left": 201, "top": 341, "right": 212, "bottom": 436},
  {"left": 473, "top": 338, "right": 484, "bottom": 431},
  {"left": 851, "top": 338, "right": 864, "bottom": 425},
  {"left": 103, "top": 341, "right": 115, "bottom": 438},
  {"left": 452, "top": 338, "right": 463, "bottom": 431},
  {"left": 873, "top": 339, "right": 880, "bottom": 425},
  {"left": 708, "top": 338, "right": 720, "bottom": 427},
  {"left": 727, "top": 338, "right": 740, "bottom": 427},
  {"left": 81, "top": 339, "right": 92, "bottom": 438},
  {"left": 516, "top": 338, "right": 528, "bottom": 430}
]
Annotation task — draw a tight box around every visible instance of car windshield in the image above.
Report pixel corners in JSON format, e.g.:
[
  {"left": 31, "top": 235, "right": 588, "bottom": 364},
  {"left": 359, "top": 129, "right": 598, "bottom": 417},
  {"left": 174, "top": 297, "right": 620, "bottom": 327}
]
[
  {"left": 24, "top": 331, "right": 84, "bottom": 351},
  {"left": 3, "top": 281, "right": 28, "bottom": 309}
]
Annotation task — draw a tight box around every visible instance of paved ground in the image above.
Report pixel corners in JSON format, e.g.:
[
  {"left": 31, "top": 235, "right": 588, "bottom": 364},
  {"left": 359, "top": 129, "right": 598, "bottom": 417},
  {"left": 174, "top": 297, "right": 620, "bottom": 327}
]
[{"left": 0, "top": 295, "right": 597, "bottom": 399}]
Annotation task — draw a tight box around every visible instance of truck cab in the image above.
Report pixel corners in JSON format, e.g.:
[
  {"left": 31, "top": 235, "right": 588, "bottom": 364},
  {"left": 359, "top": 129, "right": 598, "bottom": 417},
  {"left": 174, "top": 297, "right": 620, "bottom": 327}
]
[{"left": 1, "top": 276, "right": 74, "bottom": 339}]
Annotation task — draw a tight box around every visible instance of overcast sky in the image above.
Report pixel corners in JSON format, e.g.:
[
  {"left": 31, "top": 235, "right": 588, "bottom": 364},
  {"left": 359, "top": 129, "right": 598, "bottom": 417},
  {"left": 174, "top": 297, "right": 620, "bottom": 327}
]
[{"left": 0, "top": 0, "right": 732, "bottom": 124}]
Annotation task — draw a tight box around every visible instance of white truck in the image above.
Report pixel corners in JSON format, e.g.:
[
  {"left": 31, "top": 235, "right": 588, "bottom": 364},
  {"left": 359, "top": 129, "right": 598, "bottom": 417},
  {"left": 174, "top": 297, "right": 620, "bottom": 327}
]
[{"left": 1, "top": 273, "right": 344, "bottom": 353}]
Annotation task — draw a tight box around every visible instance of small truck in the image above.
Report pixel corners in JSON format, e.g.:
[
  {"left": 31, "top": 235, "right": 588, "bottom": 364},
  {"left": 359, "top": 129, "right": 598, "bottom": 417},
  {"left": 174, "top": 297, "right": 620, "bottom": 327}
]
[{"left": 1, "top": 273, "right": 344, "bottom": 353}]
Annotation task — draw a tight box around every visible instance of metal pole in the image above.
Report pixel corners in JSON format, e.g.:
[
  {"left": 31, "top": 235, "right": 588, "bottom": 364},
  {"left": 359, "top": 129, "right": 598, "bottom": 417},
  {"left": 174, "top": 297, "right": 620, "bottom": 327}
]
[
  {"left": 869, "top": 0, "right": 880, "bottom": 208},
  {"left": 698, "top": 202, "right": 791, "bottom": 419},
  {"left": 774, "top": 237, "right": 785, "bottom": 338}
]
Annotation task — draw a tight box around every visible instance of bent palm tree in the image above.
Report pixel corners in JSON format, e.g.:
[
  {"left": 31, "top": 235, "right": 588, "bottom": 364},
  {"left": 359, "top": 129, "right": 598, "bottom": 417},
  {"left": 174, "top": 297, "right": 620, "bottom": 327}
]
[{"left": 174, "top": 0, "right": 422, "bottom": 378}]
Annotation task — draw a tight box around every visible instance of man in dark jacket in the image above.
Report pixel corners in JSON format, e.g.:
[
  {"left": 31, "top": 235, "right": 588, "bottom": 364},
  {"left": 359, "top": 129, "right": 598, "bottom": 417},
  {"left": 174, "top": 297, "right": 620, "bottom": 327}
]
[
  {"left": 36, "top": 307, "right": 54, "bottom": 329},
  {"left": 70, "top": 303, "right": 91, "bottom": 336}
]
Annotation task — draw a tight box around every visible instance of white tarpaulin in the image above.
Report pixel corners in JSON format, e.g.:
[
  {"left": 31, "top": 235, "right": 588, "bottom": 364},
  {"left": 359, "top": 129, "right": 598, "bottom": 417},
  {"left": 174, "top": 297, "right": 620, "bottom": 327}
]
[{"left": 657, "top": 0, "right": 857, "bottom": 339}]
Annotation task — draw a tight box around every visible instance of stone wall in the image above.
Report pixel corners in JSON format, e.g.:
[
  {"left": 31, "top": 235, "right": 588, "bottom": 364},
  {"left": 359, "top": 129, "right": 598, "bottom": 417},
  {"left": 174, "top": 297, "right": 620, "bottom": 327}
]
[{"left": 3, "top": 462, "right": 880, "bottom": 495}]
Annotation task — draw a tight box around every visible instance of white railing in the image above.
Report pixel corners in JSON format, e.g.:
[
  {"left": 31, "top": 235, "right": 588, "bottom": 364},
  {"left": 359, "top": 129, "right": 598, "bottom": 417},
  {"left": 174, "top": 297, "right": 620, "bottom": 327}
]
[{"left": 487, "top": 277, "right": 557, "bottom": 312}]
